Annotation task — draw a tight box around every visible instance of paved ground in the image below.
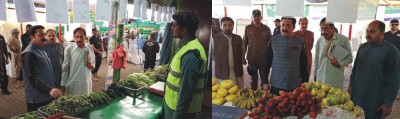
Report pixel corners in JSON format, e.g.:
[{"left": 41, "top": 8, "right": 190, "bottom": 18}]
[{"left": 0, "top": 58, "right": 211, "bottom": 119}]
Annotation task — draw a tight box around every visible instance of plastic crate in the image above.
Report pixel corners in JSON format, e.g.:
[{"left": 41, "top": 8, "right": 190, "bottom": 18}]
[
  {"left": 11, "top": 111, "right": 45, "bottom": 119},
  {"left": 117, "top": 83, "right": 148, "bottom": 97},
  {"left": 38, "top": 106, "right": 54, "bottom": 117}
]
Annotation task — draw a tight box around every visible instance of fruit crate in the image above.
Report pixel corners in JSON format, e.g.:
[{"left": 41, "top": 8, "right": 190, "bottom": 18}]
[
  {"left": 38, "top": 105, "right": 91, "bottom": 117},
  {"left": 117, "top": 83, "right": 148, "bottom": 97},
  {"left": 11, "top": 111, "right": 45, "bottom": 119}
]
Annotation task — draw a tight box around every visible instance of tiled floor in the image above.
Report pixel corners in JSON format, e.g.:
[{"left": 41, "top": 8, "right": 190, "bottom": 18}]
[{"left": 0, "top": 59, "right": 147, "bottom": 118}]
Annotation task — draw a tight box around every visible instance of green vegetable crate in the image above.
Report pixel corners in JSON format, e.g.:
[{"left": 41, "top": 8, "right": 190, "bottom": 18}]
[
  {"left": 11, "top": 111, "right": 45, "bottom": 119},
  {"left": 117, "top": 83, "right": 148, "bottom": 97}
]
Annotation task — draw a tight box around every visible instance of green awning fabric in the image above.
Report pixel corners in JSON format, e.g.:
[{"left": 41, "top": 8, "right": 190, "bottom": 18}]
[{"left": 159, "top": 23, "right": 174, "bottom": 65}]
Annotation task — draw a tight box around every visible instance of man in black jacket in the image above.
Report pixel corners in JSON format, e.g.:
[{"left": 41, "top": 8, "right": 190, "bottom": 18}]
[{"left": 0, "top": 34, "right": 10, "bottom": 95}]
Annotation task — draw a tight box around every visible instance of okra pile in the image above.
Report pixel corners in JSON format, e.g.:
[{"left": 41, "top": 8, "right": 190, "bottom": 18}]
[
  {"left": 43, "top": 91, "right": 114, "bottom": 116},
  {"left": 14, "top": 112, "right": 43, "bottom": 119}
]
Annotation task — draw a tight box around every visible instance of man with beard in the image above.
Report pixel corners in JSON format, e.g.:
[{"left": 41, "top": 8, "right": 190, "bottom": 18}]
[
  {"left": 243, "top": 9, "right": 272, "bottom": 90},
  {"left": 163, "top": 11, "right": 207, "bottom": 119},
  {"left": 22, "top": 25, "right": 63, "bottom": 111},
  {"left": 294, "top": 17, "right": 314, "bottom": 75},
  {"left": 264, "top": 17, "right": 308, "bottom": 96},
  {"left": 314, "top": 18, "right": 353, "bottom": 89},
  {"left": 349, "top": 20, "right": 400, "bottom": 118},
  {"left": 61, "top": 27, "right": 95, "bottom": 96},
  {"left": 384, "top": 19, "right": 400, "bottom": 50},
  {"left": 213, "top": 17, "right": 244, "bottom": 88},
  {"left": 43, "top": 29, "right": 64, "bottom": 87}
]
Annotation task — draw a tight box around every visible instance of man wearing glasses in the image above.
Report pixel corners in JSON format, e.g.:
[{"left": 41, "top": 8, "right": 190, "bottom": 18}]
[
  {"left": 384, "top": 19, "right": 400, "bottom": 50},
  {"left": 243, "top": 9, "right": 272, "bottom": 90},
  {"left": 314, "top": 18, "right": 353, "bottom": 89}
]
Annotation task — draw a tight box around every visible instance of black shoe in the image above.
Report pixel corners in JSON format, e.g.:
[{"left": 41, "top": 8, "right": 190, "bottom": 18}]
[{"left": 2, "top": 90, "right": 11, "bottom": 95}]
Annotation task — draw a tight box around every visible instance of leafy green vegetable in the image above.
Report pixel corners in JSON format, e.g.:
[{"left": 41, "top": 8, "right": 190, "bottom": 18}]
[{"left": 14, "top": 112, "right": 43, "bottom": 119}]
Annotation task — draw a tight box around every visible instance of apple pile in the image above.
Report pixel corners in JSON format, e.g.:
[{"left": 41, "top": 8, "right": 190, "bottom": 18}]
[
  {"left": 305, "top": 81, "right": 362, "bottom": 117},
  {"left": 212, "top": 78, "right": 240, "bottom": 105},
  {"left": 249, "top": 85, "right": 322, "bottom": 119}
]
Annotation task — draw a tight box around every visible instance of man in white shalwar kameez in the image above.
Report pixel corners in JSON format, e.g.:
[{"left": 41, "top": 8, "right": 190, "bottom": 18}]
[{"left": 60, "top": 28, "right": 95, "bottom": 96}]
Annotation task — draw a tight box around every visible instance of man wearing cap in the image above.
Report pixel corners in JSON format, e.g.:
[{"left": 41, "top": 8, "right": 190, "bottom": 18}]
[
  {"left": 213, "top": 17, "right": 244, "bottom": 88},
  {"left": 8, "top": 29, "right": 22, "bottom": 81},
  {"left": 294, "top": 17, "right": 314, "bottom": 75},
  {"left": 273, "top": 19, "right": 281, "bottom": 36},
  {"left": 243, "top": 9, "right": 272, "bottom": 90},
  {"left": 264, "top": 17, "right": 308, "bottom": 96},
  {"left": 314, "top": 18, "right": 353, "bottom": 89},
  {"left": 384, "top": 19, "right": 400, "bottom": 50}
]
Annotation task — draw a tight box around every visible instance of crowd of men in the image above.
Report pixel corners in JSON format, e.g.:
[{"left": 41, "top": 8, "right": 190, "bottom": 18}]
[
  {"left": 0, "top": 25, "right": 107, "bottom": 112},
  {"left": 213, "top": 9, "right": 400, "bottom": 118}
]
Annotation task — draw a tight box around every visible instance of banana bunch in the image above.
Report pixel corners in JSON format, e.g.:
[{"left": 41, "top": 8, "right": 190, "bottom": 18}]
[
  {"left": 254, "top": 89, "right": 267, "bottom": 103},
  {"left": 233, "top": 88, "right": 256, "bottom": 110}
]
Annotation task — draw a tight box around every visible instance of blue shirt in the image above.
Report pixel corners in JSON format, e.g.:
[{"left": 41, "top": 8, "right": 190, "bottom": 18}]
[
  {"left": 43, "top": 43, "right": 64, "bottom": 88},
  {"left": 265, "top": 34, "right": 309, "bottom": 90}
]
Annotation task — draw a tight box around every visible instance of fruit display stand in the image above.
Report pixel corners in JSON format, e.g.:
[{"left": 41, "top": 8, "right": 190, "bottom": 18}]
[{"left": 245, "top": 81, "right": 365, "bottom": 119}]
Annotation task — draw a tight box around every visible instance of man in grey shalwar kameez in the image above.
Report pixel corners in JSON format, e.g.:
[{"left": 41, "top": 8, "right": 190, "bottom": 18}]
[
  {"left": 43, "top": 29, "right": 64, "bottom": 87},
  {"left": 349, "top": 20, "right": 400, "bottom": 118}
]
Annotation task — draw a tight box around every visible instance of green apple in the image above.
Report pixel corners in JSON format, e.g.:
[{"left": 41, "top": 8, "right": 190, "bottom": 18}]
[
  {"left": 309, "top": 82, "right": 315, "bottom": 88},
  {"left": 342, "top": 92, "right": 351, "bottom": 100},
  {"left": 338, "top": 104, "right": 345, "bottom": 109},
  {"left": 306, "top": 83, "right": 312, "bottom": 90},
  {"left": 315, "top": 81, "right": 323, "bottom": 89},
  {"left": 338, "top": 95, "right": 345, "bottom": 104},
  {"left": 326, "top": 94, "right": 334, "bottom": 99},
  {"left": 322, "top": 98, "right": 330, "bottom": 106},
  {"left": 334, "top": 88, "right": 343, "bottom": 96},
  {"left": 326, "top": 84, "right": 332, "bottom": 89},
  {"left": 344, "top": 100, "right": 354, "bottom": 112},
  {"left": 330, "top": 95, "right": 339, "bottom": 105},
  {"left": 317, "top": 90, "right": 326, "bottom": 98},
  {"left": 328, "top": 87, "right": 336, "bottom": 94},
  {"left": 353, "top": 106, "right": 361, "bottom": 117},
  {"left": 311, "top": 88, "right": 318, "bottom": 96},
  {"left": 321, "top": 84, "right": 330, "bottom": 92}
]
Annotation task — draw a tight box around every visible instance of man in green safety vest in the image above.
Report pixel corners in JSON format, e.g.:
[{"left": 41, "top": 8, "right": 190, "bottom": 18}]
[{"left": 163, "top": 11, "right": 208, "bottom": 119}]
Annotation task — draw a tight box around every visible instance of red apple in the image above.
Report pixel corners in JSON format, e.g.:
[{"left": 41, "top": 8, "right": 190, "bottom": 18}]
[
  {"left": 264, "top": 107, "right": 270, "bottom": 113},
  {"left": 309, "top": 111, "right": 317, "bottom": 118}
]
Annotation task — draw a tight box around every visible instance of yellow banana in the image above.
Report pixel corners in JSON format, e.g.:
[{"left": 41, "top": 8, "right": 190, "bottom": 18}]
[
  {"left": 239, "top": 99, "right": 247, "bottom": 108},
  {"left": 250, "top": 98, "right": 255, "bottom": 109},
  {"left": 247, "top": 98, "right": 253, "bottom": 110},
  {"left": 233, "top": 95, "right": 244, "bottom": 106}
]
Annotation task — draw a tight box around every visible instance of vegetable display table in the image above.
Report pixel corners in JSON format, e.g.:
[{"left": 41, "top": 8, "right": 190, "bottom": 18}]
[{"left": 81, "top": 91, "right": 163, "bottom": 119}]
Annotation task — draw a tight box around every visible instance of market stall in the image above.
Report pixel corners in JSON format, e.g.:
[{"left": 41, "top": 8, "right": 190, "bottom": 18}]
[
  {"left": 11, "top": 64, "right": 167, "bottom": 119},
  {"left": 212, "top": 78, "right": 365, "bottom": 119}
]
